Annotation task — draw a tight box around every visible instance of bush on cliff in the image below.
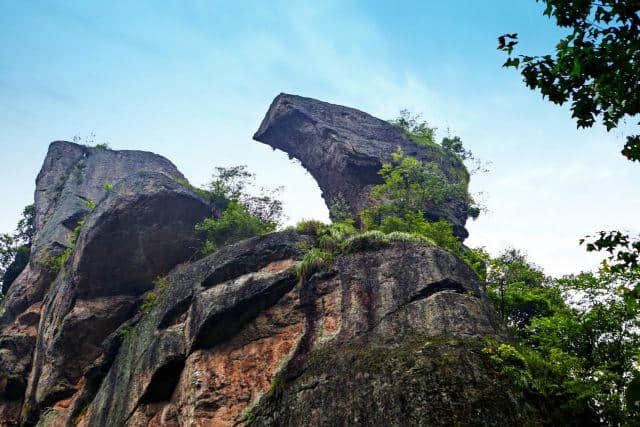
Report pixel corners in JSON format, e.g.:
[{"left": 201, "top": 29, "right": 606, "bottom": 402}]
[
  {"left": 196, "top": 201, "right": 278, "bottom": 254},
  {"left": 1, "top": 204, "right": 35, "bottom": 295},
  {"left": 359, "top": 148, "right": 479, "bottom": 232},
  {"left": 192, "top": 166, "right": 283, "bottom": 255},
  {"left": 357, "top": 148, "right": 484, "bottom": 277},
  {"left": 390, "top": 109, "right": 478, "bottom": 166}
]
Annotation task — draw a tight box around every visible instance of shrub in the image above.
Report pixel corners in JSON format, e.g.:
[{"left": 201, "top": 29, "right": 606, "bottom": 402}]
[
  {"left": 103, "top": 182, "right": 113, "bottom": 192},
  {"left": 467, "top": 205, "right": 481, "bottom": 219},
  {"left": 195, "top": 201, "right": 277, "bottom": 255},
  {"left": 140, "top": 276, "right": 169, "bottom": 314},
  {"left": 295, "top": 219, "right": 327, "bottom": 236},
  {"left": 295, "top": 248, "right": 334, "bottom": 281},
  {"left": 341, "top": 231, "right": 390, "bottom": 254},
  {"left": 139, "top": 291, "right": 157, "bottom": 313},
  {"left": 44, "top": 247, "right": 72, "bottom": 273},
  {"left": 389, "top": 109, "right": 438, "bottom": 148},
  {"left": 44, "top": 219, "right": 85, "bottom": 274},
  {"left": 386, "top": 231, "right": 435, "bottom": 245},
  {"left": 483, "top": 343, "right": 532, "bottom": 390},
  {"left": 360, "top": 149, "right": 478, "bottom": 231},
  {"left": 193, "top": 166, "right": 284, "bottom": 255}
]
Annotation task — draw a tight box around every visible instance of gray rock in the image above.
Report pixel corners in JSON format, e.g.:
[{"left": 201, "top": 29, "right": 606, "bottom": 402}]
[
  {"left": 2, "top": 142, "right": 185, "bottom": 328},
  {"left": 254, "top": 94, "right": 470, "bottom": 238},
  {"left": 0, "top": 142, "right": 192, "bottom": 426},
  {"left": 19, "top": 171, "right": 210, "bottom": 423}
]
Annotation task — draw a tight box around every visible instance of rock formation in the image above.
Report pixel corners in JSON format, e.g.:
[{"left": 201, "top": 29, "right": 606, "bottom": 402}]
[
  {"left": 253, "top": 93, "right": 470, "bottom": 238},
  {"left": 0, "top": 96, "right": 547, "bottom": 426}
]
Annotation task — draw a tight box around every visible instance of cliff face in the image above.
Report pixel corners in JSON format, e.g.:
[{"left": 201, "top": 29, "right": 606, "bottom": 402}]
[
  {"left": 0, "top": 143, "right": 210, "bottom": 425},
  {"left": 1, "top": 97, "right": 545, "bottom": 426}
]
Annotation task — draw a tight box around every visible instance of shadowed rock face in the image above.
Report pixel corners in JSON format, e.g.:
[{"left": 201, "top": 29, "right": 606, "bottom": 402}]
[
  {"left": 2, "top": 142, "right": 186, "bottom": 329},
  {"left": 253, "top": 93, "right": 470, "bottom": 238},
  {"left": 20, "top": 171, "right": 211, "bottom": 424}
]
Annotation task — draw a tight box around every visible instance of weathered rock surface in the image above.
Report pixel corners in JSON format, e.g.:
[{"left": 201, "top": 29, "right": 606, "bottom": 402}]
[
  {"left": 253, "top": 93, "right": 470, "bottom": 238},
  {"left": 46, "top": 230, "right": 514, "bottom": 427},
  {"left": 20, "top": 171, "right": 210, "bottom": 425},
  {"left": 2, "top": 142, "right": 185, "bottom": 328},
  {"left": 0, "top": 142, "right": 206, "bottom": 426},
  {"left": 1, "top": 101, "right": 548, "bottom": 426}
]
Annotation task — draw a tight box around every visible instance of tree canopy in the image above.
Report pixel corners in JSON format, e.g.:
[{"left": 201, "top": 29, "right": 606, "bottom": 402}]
[
  {"left": 191, "top": 165, "right": 284, "bottom": 255},
  {"left": 483, "top": 248, "right": 640, "bottom": 424},
  {"left": 498, "top": 0, "right": 640, "bottom": 162}
]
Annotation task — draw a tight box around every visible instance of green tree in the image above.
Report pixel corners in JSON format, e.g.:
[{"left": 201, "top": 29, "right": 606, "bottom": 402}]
[
  {"left": 483, "top": 248, "right": 640, "bottom": 424},
  {"left": 484, "top": 248, "right": 564, "bottom": 332},
  {"left": 389, "top": 109, "right": 438, "bottom": 147},
  {"left": 1, "top": 204, "right": 35, "bottom": 295},
  {"left": 498, "top": 0, "right": 640, "bottom": 161},
  {"left": 360, "top": 148, "right": 474, "bottom": 230},
  {"left": 390, "top": 110, "right": 478, "bottom": 163},
  {"left": 497, "top": 1, "right": 640, "bottom": 358},
  {"left": 359, "top": 148, "right": 485, "bottom": 276},
  {"left": 193, "top": 166, "right": 283, "bottom": 255}
]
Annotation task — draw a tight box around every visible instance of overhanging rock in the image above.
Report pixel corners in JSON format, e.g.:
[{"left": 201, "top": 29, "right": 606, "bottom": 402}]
[{"left": 253, "top": 93, "right": 470, "bottom": 238}]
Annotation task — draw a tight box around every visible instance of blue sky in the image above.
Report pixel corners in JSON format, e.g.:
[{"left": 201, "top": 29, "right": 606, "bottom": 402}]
[{"left": 1, "top": 0, "right": 638, "bottom": 275}]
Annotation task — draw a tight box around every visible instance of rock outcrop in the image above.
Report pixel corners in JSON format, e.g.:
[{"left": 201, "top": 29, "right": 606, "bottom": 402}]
[
  {"left": 0, "top": 98, "right": 547, "bottom": 426},
  {"left": 253, "top": 94, "right": 471, "bottom": 238},
  {"left": 0, "top": 143, "right": 209, "bottom": 426}
]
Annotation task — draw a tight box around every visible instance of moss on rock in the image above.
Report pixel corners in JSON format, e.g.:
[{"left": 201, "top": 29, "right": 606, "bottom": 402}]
[{"left": 247, "top": 336, "right": 548, "bottom": 426}]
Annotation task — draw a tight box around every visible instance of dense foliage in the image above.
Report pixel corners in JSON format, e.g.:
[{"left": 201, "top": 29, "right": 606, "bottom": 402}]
[
  {"left": 192, "top": 166, "right": 284, "bottom": 255},
  {"left": 498, "top": 0, "right": 640, "bottom": 162},
  {"left": 0, "top": 204, "right": 35, "bottom": 296},
  {"left": 497, "top": 7, "right": 640, "bottom": 421},
  {"left": 483, "top": 248, "right": 640, "bottom": 425},
  {"left": 360, "top": 148, "right": 473, "bottom": 228}
]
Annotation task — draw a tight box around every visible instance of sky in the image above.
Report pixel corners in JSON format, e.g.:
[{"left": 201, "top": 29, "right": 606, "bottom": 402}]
[{"left": 1, "top": 0, "right": 638, "bottom": 276}]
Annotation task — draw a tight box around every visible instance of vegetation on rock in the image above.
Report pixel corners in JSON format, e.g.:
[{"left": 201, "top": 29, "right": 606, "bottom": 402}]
[
  {"left": 188, "top": 166, "right": 284, "bottom": 255},
  {"left": 293, "top": 121, "right": 487, "bottom": 282},
  {"left": 140, "top": 276, "right": 170, "bottom": 314},
  {"left": 44, "top": 218, "right": 85, "bottom": 273},
  {"left": 0, "top": 204, "right": 35, "bottom": 295}
]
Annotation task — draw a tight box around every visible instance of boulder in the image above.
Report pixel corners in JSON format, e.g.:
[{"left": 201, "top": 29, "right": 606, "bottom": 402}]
[
  {"left": 2, "top": 142, "right": 186, "bottom": 328},
  {"left": 254, "top": 94, "right": 470, "bottom": 238}
]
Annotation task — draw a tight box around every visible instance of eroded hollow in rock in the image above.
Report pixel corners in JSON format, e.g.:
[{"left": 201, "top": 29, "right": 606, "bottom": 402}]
[{"left": 138, "top": 358, "right": 186, "bottom": 404}]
